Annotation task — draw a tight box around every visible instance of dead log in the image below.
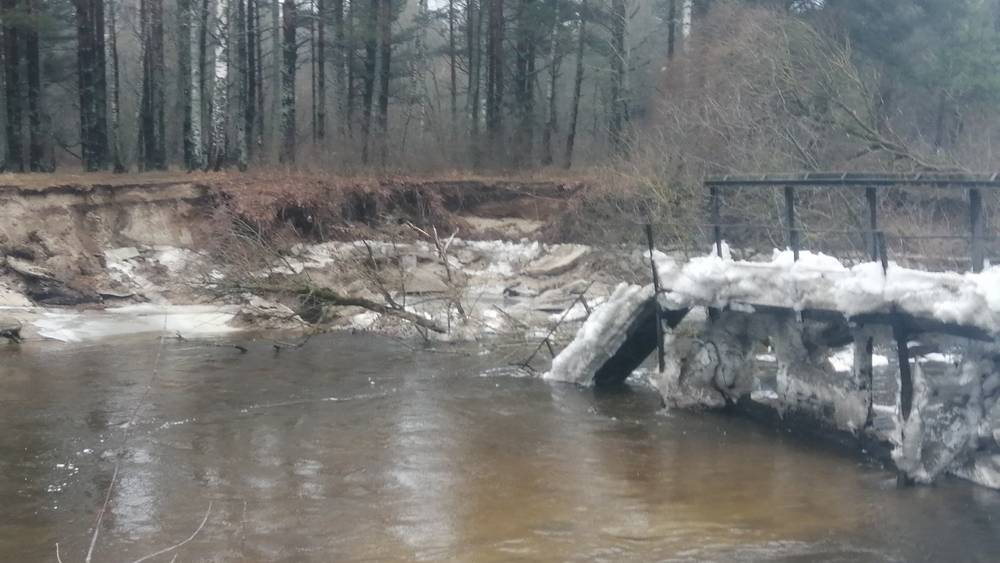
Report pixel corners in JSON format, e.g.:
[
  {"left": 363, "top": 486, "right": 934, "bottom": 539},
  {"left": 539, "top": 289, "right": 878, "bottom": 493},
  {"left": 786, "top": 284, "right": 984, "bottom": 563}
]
[
  {"left": 301, "top": 285, "right": 448, "bottom": 334},
  {"left": 0, "top": 318, "right": 22, "bottom": 343}
]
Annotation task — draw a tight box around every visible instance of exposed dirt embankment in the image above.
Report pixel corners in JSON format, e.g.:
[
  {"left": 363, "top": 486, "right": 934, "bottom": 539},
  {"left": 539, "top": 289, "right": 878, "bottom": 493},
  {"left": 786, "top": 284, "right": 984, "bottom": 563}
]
[
  {"left": 207, "top": 172, "right": 584, "bottom": 242},
  {"left": 0, "top": 178, "right": 218, "bottom": 305},
  {"left": 0, "top": 173, "right": 624, "bottom": 342}
]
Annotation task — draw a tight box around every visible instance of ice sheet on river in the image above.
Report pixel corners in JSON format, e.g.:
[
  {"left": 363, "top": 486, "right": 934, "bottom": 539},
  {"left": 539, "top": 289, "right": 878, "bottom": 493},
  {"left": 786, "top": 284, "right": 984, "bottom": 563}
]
[
  {"left": 544, "top": 283, "right": 653, "bottom": 385},
  {"left": 32, "top": 304, "right": 239, "bottom": 342}
]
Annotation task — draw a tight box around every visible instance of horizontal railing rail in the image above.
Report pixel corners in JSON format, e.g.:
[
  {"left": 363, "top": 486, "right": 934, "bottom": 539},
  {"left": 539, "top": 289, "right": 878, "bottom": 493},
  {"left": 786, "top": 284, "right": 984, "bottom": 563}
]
[
  {"left": 703, "top": 174, "right": 993, "bottom": 272},
  {"left": 706, "top": 172, "right": 1000, "bottom": 189}
]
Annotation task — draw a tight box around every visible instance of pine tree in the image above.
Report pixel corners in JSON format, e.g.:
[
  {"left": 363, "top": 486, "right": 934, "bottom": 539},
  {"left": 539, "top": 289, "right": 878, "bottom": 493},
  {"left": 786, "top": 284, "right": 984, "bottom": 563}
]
[{"left": 280, "top": 0, "right": 298, "bottom": 163}]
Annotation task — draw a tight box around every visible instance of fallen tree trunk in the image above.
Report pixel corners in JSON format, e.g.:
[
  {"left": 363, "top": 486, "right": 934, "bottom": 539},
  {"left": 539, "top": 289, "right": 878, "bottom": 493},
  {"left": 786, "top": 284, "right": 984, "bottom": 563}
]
[
  {"left": 300, "top": 285, "right": 448, "bottom": 334},
  {"left": 220, "top": 279, "right": 449, "bottom": 335}
]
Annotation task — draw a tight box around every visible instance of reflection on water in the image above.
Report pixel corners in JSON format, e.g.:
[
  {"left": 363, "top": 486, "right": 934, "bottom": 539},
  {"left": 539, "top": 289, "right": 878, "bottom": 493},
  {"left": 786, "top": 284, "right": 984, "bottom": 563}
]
[{"left": 2, "top": 334, "right": 1000, "bottom": 562}]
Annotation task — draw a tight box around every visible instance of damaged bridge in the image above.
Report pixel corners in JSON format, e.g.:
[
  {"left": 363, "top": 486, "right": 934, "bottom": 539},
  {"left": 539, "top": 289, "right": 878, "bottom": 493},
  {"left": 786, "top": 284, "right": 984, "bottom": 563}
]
[{"left": 546, "top": 173, "right": 1000, "bottom": 490}]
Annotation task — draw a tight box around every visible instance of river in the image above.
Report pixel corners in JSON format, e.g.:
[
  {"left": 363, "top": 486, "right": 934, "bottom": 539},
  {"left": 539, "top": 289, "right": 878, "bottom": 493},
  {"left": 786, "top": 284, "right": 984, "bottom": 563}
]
[{"left": 2, "top": 333, "right": 999, "bottom": 562}]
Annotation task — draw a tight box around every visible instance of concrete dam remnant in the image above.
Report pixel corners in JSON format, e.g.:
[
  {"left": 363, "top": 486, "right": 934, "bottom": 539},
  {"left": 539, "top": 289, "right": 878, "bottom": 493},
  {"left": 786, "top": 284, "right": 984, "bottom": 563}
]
[{"left": 547, "top": 173, "right": 1000, "bottom": 490}]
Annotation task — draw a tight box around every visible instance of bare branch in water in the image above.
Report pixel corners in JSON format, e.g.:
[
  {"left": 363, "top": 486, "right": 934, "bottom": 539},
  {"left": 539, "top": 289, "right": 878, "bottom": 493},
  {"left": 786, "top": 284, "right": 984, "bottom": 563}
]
[{"left": 129, "top": 502, "right": 213, "bottom": 563}]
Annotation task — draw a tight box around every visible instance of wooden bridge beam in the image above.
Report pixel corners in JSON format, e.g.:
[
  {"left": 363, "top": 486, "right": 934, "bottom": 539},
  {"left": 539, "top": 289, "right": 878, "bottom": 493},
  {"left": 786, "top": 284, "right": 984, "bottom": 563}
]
[{"left": 720, "top": 302, "right": 994, "bottom": 342}]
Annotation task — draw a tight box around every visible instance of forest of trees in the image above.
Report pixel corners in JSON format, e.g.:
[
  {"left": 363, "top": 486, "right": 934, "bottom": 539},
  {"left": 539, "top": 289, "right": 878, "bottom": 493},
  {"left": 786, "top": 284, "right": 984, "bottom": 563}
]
[{"left": 2, "top": 0, "right": 1000, "bottom": 175}]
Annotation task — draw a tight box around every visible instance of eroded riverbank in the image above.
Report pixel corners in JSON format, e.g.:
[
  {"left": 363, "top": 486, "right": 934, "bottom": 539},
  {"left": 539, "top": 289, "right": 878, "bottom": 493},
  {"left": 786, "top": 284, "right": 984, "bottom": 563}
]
[{"left": 0, "top": 173, "right": 618, "bottom": 344}]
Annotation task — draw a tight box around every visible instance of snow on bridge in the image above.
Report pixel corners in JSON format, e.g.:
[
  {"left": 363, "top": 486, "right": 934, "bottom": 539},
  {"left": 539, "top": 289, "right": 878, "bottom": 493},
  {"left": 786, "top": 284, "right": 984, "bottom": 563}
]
[
  {"left": 547, "top": 245, "right": 1000, "bottom": 387},
  {"left": 659, "top": 246, "right": 1000, "bottom": 335}
]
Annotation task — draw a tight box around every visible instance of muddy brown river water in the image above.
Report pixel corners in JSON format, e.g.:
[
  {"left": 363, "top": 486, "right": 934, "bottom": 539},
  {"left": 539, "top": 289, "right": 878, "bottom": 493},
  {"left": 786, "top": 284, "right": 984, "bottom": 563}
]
[{"left": 2, "top": 333, "right": 1000, "bottom": 562}]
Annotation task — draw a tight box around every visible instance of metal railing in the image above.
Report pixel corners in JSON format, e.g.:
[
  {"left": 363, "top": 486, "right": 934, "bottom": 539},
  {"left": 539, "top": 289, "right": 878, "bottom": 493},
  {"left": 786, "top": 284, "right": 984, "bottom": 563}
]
[{"left": 704, "top": 173, "right": 996, "bottom": 273}]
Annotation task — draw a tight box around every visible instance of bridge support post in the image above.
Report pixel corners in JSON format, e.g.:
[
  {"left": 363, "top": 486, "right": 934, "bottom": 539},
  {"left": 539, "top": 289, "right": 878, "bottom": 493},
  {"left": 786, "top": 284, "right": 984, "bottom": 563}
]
[
  {"left": 784, "top": 185, "right": 799, "bottom": 261},
  {"left": 866, "top": 187, "right": 878, "bottom": 262},
  {"left": 876, "top": 232, "right": 889, "bottom": 274},
  {"left": 710, "top": 186, "right": 723, "bottom": 257},
  {"left": 970, "top": 188, "right": 985, "bottom": 273},
  {"left": 857, "top": 332, "right": 876, "bottom": 429},
  {"left": 645, "top": 224, "right": 665, "bottom": 372},
  {"left": 892, "top": 321, "right": 913, "bottom": 421}
]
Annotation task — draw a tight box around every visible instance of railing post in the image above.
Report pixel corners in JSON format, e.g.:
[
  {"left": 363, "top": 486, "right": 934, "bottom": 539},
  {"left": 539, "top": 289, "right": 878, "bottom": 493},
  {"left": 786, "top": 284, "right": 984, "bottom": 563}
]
[
  {"left": 876, "top": 231, "right": 889, "bottom": 275},
  {"left": 709, "top": 185, "right": 723, "bottom": 257},
  {"left": 645, "top": 224, "right": 666, "bottom": 373},
  {"left": 970, "top": 188, "right": 985, "bottom": 273},
  {"left": 784, "top": 185, "right": 799, "bottom": 261},
  {"left": 866, "top": 187, "right": 878, "bottom": 262},
  {"left": 894, "top": 322, "right": 913, "bottom": 421}
]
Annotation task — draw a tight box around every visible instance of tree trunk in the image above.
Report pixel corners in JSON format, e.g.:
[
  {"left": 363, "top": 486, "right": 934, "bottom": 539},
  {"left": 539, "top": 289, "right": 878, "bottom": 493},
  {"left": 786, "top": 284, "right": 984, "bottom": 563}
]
[
  {"left": 681, "top": 0, "right": 691, "bottom": 46},
  {"left": 180, "top": 0, "right": 195, "bottom": 169},
  {"left": 309, "top": 0, "right": 317, "bottom": 142},
  {"left": 254, "top": 0, "right": 265, "bottom": 151},
  {"left": 108, "top": 0, "right": 125, "bottom": 172},
  {"left": 607, "top": 0, "right": 627, "bottom": 155},
  {"left": 666, "top": 0, "right": 676, "bottom": 59},
  {"left": 3, "top": 0, "right": 23, "bottom": 172},
  {"left": 563, "top": 0, "right": 585, "bottom": 169},
  {"left": 74, "top": 0, "right": 109, "bottom": 171},
  {"left": 93, "top": 0, "right": 109, "bottom": 165},
  {"left": 152, "top": 0, "right": 166, "bottom": 169},
  {"left": 447, "top": 0, "right": 457, "bottom": 140},
  {"left": 235, "top": 0, "right": 249, "bottom": 169},
  {"left": 540, "top": 0, "right": 560, "bottom": 166},
  {"left": 279, "top": 0, "right": 297, "bottom": 163},
  {"left": 198, "top": 0, "right": 212, "bottom": 166},
  {"left": 346, "top": 0, "right": 356, "bottom": 137},
  {"left": 139, "top": 0, "right": 167, "bottom": 170},
  {"left": 360, "top": 0, "right": 377, "bottom": 164},
  {"left": 332, "top": 0, "right": 346, "bottom": 138},
  {"left": 484, "top": 0, "right": 504, "bottom": 161},
  {"left": 466, "top": 0, "right": 482, "bottom": 164},
  {"left": 25, "top": 0, "right": 43, "bottom": 171},
  {"left": 208, "top": 0, "right": 229, "bottom": 170},
  {"left": 76, "top": 0, "right": 94, "bottom": 170},
  {"left": 317, "top": 0, "right": 326, "bottom": 140},
  {"left": 376, "top": 0, "right": 390, "bottom": 166},
  {"left": 271, "top": 0, "right": 282, "bottom": 159},
  {"left": 247, "top": 0, "right": 259, "bottom": 160},
  {"left": 186, "top": 0, "right": 203, "bottom": 169},
  {"left": 512, "top": 0, "right": 535, "bottom": 166}
]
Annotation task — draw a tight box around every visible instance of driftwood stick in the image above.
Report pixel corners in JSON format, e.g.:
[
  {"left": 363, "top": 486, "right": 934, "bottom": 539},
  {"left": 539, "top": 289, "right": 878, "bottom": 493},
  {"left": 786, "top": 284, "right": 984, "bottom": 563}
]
[
  {"left": 174, "top": 332, "right": 248, "bottom": 353},
  {"left": 129, "top": 502, "right": 213, "bottom": 563},
  {"left": 492, "top": 305, "right": 528, "bottom": 330},
  {"left": 520, "top": 281, "right": 595, "bottom": 370}
]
